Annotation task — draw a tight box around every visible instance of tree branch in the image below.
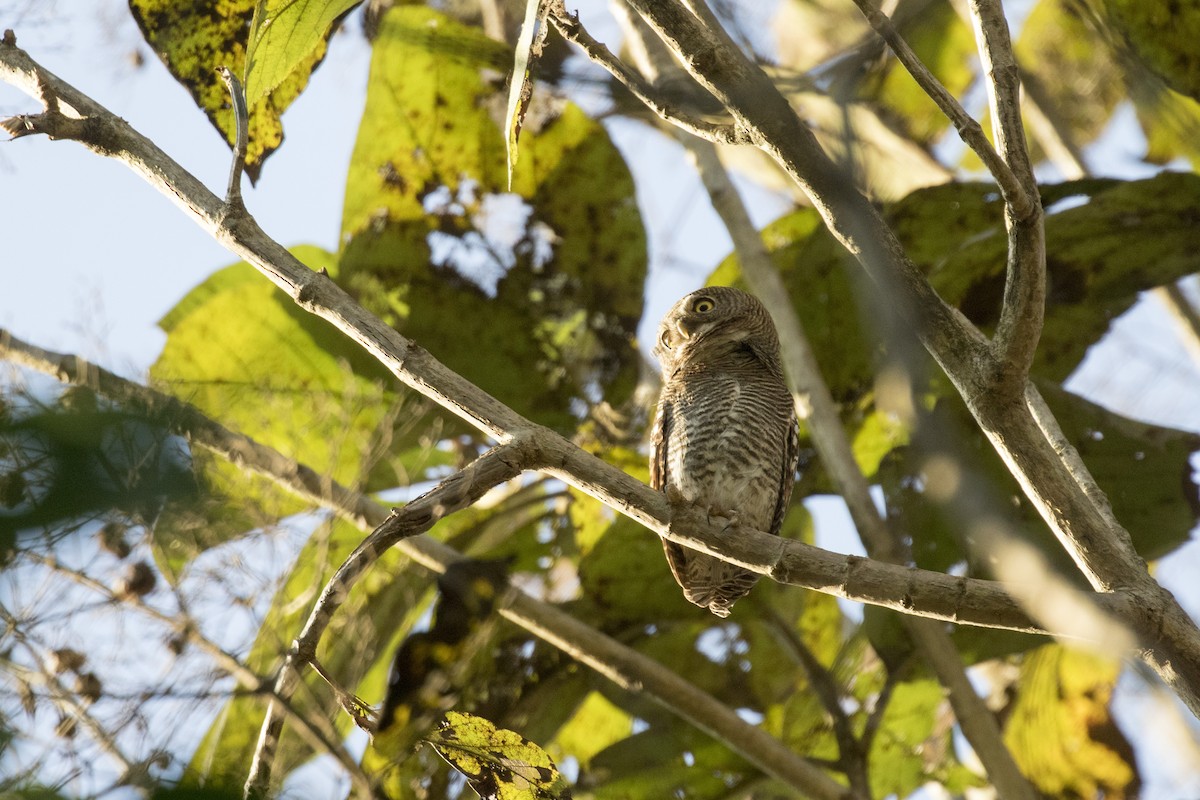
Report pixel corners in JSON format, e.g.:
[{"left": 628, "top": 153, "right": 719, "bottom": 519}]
[
  {"left": 1, "top": 332, "right": 851, "bottom": 799},
  {"left": 246, "top": 443, "right": 530, "bottom": 798},
  {"left": 0, "top": 329, "right": 1093, "bottom": 635},
  {"left": 848, "top": 0, "right": 1031, "bottom": 218},
  {"left": 13, "top": 550, "right": 377, "bottom": 796}
]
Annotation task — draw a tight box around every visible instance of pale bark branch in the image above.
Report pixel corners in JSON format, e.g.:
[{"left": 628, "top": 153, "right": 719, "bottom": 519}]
[{"left": 0, "top": 329, "right": 1088, "bottom": 635}]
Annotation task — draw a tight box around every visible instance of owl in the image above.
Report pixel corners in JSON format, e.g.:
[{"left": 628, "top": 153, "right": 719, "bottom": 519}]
[{"left": 651, "top": 287, "right": 799, "bottom": 617}]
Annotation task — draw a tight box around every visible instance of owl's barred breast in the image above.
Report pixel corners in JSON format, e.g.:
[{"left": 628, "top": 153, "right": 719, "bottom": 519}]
[{"left": 664, "top": 367, "right": 794, "bottom": 531}]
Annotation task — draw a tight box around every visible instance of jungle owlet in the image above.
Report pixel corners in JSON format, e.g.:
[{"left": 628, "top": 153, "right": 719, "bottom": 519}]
[{"left": 651, "top": 287, "right": 799, "bottom": 617}]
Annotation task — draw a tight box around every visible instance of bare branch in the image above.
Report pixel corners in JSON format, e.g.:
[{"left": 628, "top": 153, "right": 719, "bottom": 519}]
[
  {"left": 0, "top": 329, "right": 1089, "bottom": 634},
  {"left": 246, "top": 443, "right": 529, "bottom": 798}
]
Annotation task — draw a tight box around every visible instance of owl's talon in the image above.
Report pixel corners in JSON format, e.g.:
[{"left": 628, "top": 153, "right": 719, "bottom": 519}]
[{"left": 704, "top": 507, "right": 738, "bottom": 532}]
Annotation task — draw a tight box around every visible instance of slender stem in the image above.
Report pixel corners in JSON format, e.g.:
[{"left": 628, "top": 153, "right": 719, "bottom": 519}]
[
  {"left": 545, "top": 1, "right": 751, "bottom": 144},
  {"left": 217, "top": 66, "right": 248, "bottom": 206},
  {"left": 847, "top": 0, "right": 1031, "bottom": 218},
  {"left": 963, "top": 0, "right": 1046, "bottom": 391}
]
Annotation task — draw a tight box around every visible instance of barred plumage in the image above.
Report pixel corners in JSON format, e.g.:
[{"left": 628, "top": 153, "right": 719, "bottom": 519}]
[{"left": 651, "top": 287, "right": 799, "bottom": 617}]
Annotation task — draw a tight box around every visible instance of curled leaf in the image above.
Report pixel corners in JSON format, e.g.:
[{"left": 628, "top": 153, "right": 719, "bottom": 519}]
[{"left": 424, "top": 711, "right": 571, "bottom": 799}]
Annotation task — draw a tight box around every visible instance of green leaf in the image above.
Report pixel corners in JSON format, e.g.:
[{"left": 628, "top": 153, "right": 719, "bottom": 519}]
[
  {"left": 919, "top": 175, "right": 1200, "bottom": 381},
  {"left": 0, "top": 400, "right": 196, "bottom": 538},
  {"left": 422, "top": 711, "right": 571, "bottom": 800},
  {"left": 1106, "top": 0, "right": 1200, "bottom": 102},
  {"left": 245, "top": 0, "right": 358, "bottom": 106},
  {"left": 890, "top": 383, "right": 1199, "bottom": 585},
  {"left": 1132, "top": 81, "right": 1200, "bottom": 167},
  {"left": 550, "top": 691, "right": 631, "bottom": 768},
  {"left": 1005, "top": 645, "right": 1139, "bottom": 797},
  {"left": 150, "top": 245, "right": 445, "bottom": 563},
  {"left": 1015, "top": 0, "right": 1124, "bottom": 154},
  {"left": 585, "top": 723, "right": 752, "bottom": 799},
  {"left": 151, "top": 450, "right": 303, "bottom": 581},
  {"left": 130, "top": 0, "right": 329, "bottom": 181},
  {"left": 867, "top": 677, "right": 980, "bottom": 798},
  {"left": 339, "top": 6, "right": 646, "bottom": 432}
]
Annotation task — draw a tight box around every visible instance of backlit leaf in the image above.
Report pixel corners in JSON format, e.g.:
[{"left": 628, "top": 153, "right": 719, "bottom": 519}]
[
  {"left": 423, "top": 711, "right": 571, "bottom": 800},
  {"left": 245, "top": 0, "right": 358, "bottom": 105},
  {"left": 130, "top": 0, "right": 329, "bottom": 181},
  {"left": 339, "top": 6, "right": 645, "bottom": 431}
]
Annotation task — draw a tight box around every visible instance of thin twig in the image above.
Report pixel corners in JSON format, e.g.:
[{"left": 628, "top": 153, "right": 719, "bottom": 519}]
[
  {"left": 545, "top": 1, "right": 752, "bottom": 144},
  {"left": 13, "top": 551, "right": 377, "bottom": 796},
  {"left": 848, "top": 0, "right": 1031, "bottom": 218},
  {"left": 963, "top": 0, "right": 1046, "bottom": 391},
  {"left": 763, "top": 607, "right": 869, "bottom": 794},
  {"left": 217, "top": 66, "right": 248, "bottom": 206}
]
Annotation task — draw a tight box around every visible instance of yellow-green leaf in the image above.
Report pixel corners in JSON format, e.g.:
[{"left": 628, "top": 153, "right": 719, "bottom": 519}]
[
  {"left": 151, "top": 245, "right": 447, "bottom": 563},
  {"left": 245, "top": 0, "right": 358, "bottom": 105},
  {"left": 1106, "top": 0, "right": 1200, "bottom": 102},
  {"left": 422, "top": 711, "right": 570, "bottom": 800},
  {"left": 130, "top": 0, "right": 329, "bottom": 181},
  {"left": 1005, "top": 645, "right": 1138, "bottom": 797},
  {"left": 339, "top": 6, "right": 645, "bottom": 431}
]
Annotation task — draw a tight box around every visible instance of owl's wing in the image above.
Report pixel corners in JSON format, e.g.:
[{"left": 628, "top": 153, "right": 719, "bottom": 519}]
[
  {"left": 767, "top": 414, "right": 800, "bottom": 537},
  {"left": 651, "top": 395, "right": 694, "bottom": 592},
  {"left": 649, "top": 395, "right": 672, "bottom": 493}
]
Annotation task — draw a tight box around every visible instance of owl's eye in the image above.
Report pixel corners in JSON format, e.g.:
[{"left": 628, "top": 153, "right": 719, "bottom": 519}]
[{"left": 691, "top": 297, "right": 715, "bottom": 313}]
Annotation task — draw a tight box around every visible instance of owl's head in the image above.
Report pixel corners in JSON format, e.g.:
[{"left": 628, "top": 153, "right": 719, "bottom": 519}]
[{"left": 653, "top": 286, "right": 782, "bottom": 373}]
